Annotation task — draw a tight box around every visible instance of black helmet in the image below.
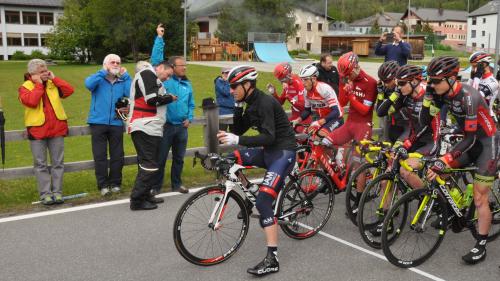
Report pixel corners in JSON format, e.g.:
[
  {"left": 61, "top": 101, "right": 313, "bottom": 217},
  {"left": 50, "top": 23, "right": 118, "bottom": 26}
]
[
  {"left": 396, "top": 65, "right": 422, "bottom": 81},
  {"left": 227, "top": 65, "right": 258, "bottom": 86},
  {"left": 427, "top": 56, "right": 460, "bottom": 78},
  {"left": 378, "top": 61, "right": 400, "bottom": 81}
]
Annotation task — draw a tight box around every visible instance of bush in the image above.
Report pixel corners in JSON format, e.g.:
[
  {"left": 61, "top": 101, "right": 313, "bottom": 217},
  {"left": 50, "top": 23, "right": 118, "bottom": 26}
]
[
  {"left": 434, "top": 44, "right": 452, "bottom": 51},
  {"left": 11, "top": 51, "right": 30, "bottom": 60},
  {"left": 29, "top": 50, "right": 47, "bottom": 60}
]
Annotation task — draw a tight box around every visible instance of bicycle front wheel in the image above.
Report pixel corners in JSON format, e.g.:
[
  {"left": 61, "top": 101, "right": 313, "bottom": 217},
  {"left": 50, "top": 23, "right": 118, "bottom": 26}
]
[
  {"left": 345, "top": 162, "right": 380, "bottom": 226},
  {"left": 278, "top": 169, "right": 335, "bottom": 239},
  {"left": 173, "top": 185, "right": 249, "bottom": 266},
  {"left": 381, "top": 188, "right": 447, "bottom": 268}
]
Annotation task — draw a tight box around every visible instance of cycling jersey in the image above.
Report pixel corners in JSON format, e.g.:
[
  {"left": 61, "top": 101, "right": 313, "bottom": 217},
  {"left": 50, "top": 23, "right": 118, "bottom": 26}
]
[
  {"left": 469, "top": 72, "right": 499, "bottom": 117},
  {"left": 376, "top": 85, "right": 410, "bottom": 142},
  {"left": 338, "top": 69, "right": 377, "bottom": 124},
  {"left": 421, "top": 82, "right": 498, "bottom": 179},
  {"left": 300, "top": 81, "right": 343, "bottom": 121},
  {"left": 272, "top": 74, "right": 308, "bottom": 120}
]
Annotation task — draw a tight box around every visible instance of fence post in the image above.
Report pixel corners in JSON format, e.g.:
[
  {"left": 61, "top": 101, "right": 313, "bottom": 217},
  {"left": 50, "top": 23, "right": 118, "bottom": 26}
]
[
  {"left": 202, "top": 98, "right": 219, "bottom": 154},
  {"left": 381, "top": 116, "right": 389, "bottom": 141}
]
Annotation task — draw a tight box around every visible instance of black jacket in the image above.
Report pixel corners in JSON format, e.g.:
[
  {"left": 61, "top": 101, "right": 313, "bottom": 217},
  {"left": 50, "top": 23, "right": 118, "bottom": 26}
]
[
  {"left": 233, "top": 89, "right": 296, "bottom": 151},
  {"left": 315, "top": 63, "right": 339, "bottom": 94}
]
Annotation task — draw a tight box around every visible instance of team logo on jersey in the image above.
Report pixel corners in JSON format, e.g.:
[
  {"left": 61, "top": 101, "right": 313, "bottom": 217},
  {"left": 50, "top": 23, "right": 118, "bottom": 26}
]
[{"left": 262, "top": 172, "right": 280, "bottom": 188}]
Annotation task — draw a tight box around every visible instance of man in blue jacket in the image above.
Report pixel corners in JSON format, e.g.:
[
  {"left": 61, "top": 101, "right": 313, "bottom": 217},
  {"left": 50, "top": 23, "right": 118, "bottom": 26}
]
[
  {"left": 375, "top": 26, "right": 411, "bottom": 66},
  {"left": 151, "top": 24, "right": 194, "bottom": 194},
  {"left": 85, "top": 54, "right": 131, "bottom": 196},
  {"left": 214, "top": 67, "right": 234, "bottom": 131}
]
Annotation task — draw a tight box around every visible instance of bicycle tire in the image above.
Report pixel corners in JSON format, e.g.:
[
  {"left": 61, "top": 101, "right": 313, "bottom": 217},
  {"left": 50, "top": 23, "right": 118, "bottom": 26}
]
[
  {"left": 381, "top": 188, "right": 447, "bottom": 268},
  {"left": 468, "top": 178, "right": 500, "bottom": 241},
  {"left": 345, "top": 162, "right": 380, "bottom": 226},
  {"left": 357, "top": 173, "right": 406, "bottom": 249},
  {"left": 173, "top": 185, "right": 249, "bottom": 266},
  {"left": 278, "top": 169, "right": 335, "bottom": 239}
]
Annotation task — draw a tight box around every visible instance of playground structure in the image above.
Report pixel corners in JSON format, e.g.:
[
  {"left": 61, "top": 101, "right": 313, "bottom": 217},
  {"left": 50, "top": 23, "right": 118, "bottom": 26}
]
[{"left": 191, "top": 33, "right": 252, "bottom": 61}]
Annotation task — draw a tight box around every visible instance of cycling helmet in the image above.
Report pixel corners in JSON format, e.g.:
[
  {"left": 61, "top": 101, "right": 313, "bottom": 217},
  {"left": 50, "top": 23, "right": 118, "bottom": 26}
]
[
  {"left": 299, "top": 64, "right": 319, "bottom": 78},
  {"left": 377, "top": 61, "right": 400, "bottom": 81},
  {"left": 274, "top": 62, "right": 292, "bottom": 80},
  {"left": 427, "top": 56, "right": 460, "bottom": 78},
  {"left": 337, "top": 51, "right": 359, "bottom": 77},
  {"left": 227, "top": 65, "right": 258, "bottom": 85},
  {"left": 396, "top": 65, "right": 422, "bottom": 81},
  {"left": 469, "top": 51, "right": 492, "bottom": 64}
]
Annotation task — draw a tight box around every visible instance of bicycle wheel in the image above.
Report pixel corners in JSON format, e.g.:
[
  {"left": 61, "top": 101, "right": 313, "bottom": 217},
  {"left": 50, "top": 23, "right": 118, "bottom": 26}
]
[
  {"left": 345, "top": 162, "right": 380, "bottom": 226},
  {"left": 278, "top": 169, "right": 335, "bottom": 239},
  {"left": 173, "top": 185, "right": 250, "bottom": 266},
  {"left": 382, "top": 188, "right": 447, "bottom": 268},
  {"left": 357, "top": 173, "right": 406, "bottom": 249},
  {"left": 468, "top": 178, "right": 500, "bottom": 241}
]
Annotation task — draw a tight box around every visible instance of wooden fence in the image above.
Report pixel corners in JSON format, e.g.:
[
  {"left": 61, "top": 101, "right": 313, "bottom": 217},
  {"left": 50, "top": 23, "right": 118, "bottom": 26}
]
[{"left": 0, "top": 105, "right": 383, "bottom": 180}]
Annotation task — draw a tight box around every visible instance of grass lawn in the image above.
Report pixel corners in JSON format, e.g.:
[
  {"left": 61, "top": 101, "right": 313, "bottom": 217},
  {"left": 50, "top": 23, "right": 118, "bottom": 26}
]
[{"left": 0, "top": 61, "right": 275, "bottom": 214}]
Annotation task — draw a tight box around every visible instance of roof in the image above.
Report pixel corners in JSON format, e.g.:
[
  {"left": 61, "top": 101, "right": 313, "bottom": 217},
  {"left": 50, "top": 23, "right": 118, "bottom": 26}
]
[
  {"left": 295, "top": 3, "right": 335, "bottom": 21},
  {"left": 405, "top": 7, "right": 467, "bottom": 22},
  {"left": 349, "top": 12, "right": 403, "bottom": 27},
  {"left": 468, "top": 1, "right": 499, "bottom": 17},
  {"left": 0, "top": 0, "right": 63, "bottom": 8}
]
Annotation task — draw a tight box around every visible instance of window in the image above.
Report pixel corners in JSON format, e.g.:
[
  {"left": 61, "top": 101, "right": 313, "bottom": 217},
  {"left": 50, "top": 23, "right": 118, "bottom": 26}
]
[
  {"left": 472, "top": 17, "right": 476, "bottom": 25},
  {"left": 439, "top": 22, "right": 441, "bottom": 26},
  {"left": 472, "top": 42, "right": 477, "bottom": 47},
  {"left": 296, "top": 37, "right": 300, "bottom": 44},
  {"left": 318, "top": 23, "right": 323, "bottom": 31},
  {"left": 483, "top": 18, "right": 486, "bottom": 24},
  {"left": 481, "top": 43, "right": 485, "bottom": 48},
  {"left": 306, "top": 43, "right": 311, "bottom": 51},
  {"left": 307, "top": 22, "right": 312, "bottom": 31},
  {"left": 24, "top": 33, "right": 38, "bottom": 46},
  {"left": 471, "top": 30, "right": 476, "bottom": 38},
  {"left": 0, "top": 33, "right": 2, "bottom": 46},
  {"left": 7, "top": 33, "right": 22, "bottom": 46},
  {"left": 5, "top": 11, "right": 20, "bottom": 24},
  {"left": 22, "top": 12, "right": 37, "bottom": 24},
  {"left": 482, "top": 31, "right": 486, "bottom": 37},
  {"left": 39, "top": 12, "right": 53, "bottom": 25},
  {"left": 41, "top": 34, "right": 47, "bottom": 46}
]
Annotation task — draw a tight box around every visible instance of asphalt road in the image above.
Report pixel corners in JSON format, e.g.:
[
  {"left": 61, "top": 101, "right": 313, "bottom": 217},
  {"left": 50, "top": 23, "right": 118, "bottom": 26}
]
[{"left": 0, "top": 186, "right": 499, "bottom": 281}]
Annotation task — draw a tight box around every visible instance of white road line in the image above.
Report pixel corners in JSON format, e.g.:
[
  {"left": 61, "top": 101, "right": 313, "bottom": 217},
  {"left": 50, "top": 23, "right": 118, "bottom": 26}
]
[{"left": 317, "top": 230, "right": 446, "bottom": 281}]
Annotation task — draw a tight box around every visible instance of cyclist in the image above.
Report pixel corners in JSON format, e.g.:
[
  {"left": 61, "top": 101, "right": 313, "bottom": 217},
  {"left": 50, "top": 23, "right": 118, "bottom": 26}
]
[
  {"left": 322, "top": 52, "right": 377, "bottom": 213},
  {"left": 217, "top": 65, "right": 296, "bottom": 276},
  {"left": 267, "top": 62, "right": 310, "bottom": 133},
  {"left": 421, "top": 56, "right": 499, "bottom": 264},
  {"left": 468, "top": 51, "right": 499, "bottom": 124},
  {"left": 290, "top": 64, "right": 343, "bottom": 137},
  {"left": 375, "top": 60, "right": 409, "bottom": 142}
]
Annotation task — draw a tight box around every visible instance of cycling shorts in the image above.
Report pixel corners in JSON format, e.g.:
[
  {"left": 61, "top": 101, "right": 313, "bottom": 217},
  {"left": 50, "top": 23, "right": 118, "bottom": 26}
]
[{"left": 326, "top": 121, "right": 372, "bottom": 146}]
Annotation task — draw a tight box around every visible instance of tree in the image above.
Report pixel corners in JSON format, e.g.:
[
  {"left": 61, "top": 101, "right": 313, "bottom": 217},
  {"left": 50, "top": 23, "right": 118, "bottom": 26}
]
[
  {"left": 216, "top": 0, "right": 298, "bottom": 47},
  {"left": 369, "top": 19, "right": 381, "bottom": 34}
]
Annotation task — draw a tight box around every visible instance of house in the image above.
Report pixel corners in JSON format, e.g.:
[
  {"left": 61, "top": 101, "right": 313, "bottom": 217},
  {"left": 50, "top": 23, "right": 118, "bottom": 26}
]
[
  {"left": 0, "top": 0, "right": 64, "bottom": 60},
  {"left": 466, "top": 1, "right": 499, "bottom": 53},
  {"left": 349, "top": 12, "right": 403, "bottom": 34},
  {"left": 401, "top": 7, "right": 467, "bottom": 50},
  {"left": 193, "top": 4, "right": 333, "bottom": 54}
]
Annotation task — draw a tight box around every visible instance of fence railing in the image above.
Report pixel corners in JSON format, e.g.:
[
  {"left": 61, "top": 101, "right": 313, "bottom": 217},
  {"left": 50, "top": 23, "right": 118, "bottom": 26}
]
[{"left": 0, "top": 105, "right": 384, "bottom": 180}]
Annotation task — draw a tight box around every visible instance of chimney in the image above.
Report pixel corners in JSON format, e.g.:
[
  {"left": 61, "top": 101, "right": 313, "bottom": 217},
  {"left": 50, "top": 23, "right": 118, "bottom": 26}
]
[{"left": 438, "top": 8, "right": 443, "bottom": 16}]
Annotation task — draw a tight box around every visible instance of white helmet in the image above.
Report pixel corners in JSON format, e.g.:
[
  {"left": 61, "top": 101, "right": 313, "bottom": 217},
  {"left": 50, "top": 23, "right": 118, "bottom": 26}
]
[
  {"left": 299, "top": 64, "right": 319, "bottom": 79},
  {"left": 469, "top": 51, "right": 492, "bottom": 64}
]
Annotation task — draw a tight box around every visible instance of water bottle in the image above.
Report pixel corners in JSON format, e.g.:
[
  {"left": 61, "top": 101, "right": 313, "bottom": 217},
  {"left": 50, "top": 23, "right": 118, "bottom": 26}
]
[
  {"left": 459, "top": 184, "right": 474, "bottom": 208},
  {"left": 248, "top": 183, "right": 259, "bottom": 195},
  {"left": 335, "top": 147, "right": 345, "bottom": 169},
  {"left": 449, "top": 186, "right": 462, "bottom": 205}
]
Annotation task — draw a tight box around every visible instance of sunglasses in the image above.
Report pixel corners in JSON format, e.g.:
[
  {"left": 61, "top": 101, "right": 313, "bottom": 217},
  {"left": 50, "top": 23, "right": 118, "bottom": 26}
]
[
  {"left": 428, "top": 77, "right": 446, "bottom": 85},
  {"left": 230, "top": 83, "right": 240, "bottom": 89},
  {"left": 397, "top": 80, "right": 409, "bottom": 87},
  {"left": 382, "top": 79, "right": 393, "bottom": 84}
]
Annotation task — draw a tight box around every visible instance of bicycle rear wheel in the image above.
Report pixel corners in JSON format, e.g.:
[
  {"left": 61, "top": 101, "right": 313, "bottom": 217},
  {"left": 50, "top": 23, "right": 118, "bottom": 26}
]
[
  {"left": 357, "top": 173, "right": 406, "bottom": 249},
  {"left": 173, "top": 185, "right": 249, "bottom": 266},
  {"left": 345, "top": 162, "right": 380, "bottom": 226},
  {"left": 278, "top": 169, "right": 335, "bottom": 239},
  {"left": 468, "top": 178, "right": 500, "bottom": 241},
  {"left": 381, "top": 188, "right": 447, "bottom": 268}
]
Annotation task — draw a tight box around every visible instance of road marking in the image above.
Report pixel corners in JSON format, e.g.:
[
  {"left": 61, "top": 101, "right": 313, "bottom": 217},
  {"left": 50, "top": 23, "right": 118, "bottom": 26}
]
[{"left": 316, "top": 230, "right": 446, "bottom": 281}]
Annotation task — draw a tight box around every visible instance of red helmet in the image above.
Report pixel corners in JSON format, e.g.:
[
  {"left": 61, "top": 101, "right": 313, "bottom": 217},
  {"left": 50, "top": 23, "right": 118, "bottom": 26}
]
[
  {"left": 469, "top": 51, "right": 492, "bottom": 64},
  {"left": 274, "top": 62, "right": 292, "bottom": 80},
  {"left": 337, "top": 51, "right": 359, "bottom": 77}
]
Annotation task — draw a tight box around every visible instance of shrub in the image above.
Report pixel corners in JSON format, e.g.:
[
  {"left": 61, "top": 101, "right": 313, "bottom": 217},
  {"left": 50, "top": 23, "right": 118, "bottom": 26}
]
[
  {"left": 29, "top": 50, "right": 47, "bottom": 60},
  {"left": 11, "top": 51, "right": 30, "bottom": 60}
]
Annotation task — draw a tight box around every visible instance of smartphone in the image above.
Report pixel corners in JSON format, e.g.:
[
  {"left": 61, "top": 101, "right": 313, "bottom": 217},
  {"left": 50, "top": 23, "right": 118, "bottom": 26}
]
[{"left": 385, "top": 32, "right": 395, "bottom": 43}]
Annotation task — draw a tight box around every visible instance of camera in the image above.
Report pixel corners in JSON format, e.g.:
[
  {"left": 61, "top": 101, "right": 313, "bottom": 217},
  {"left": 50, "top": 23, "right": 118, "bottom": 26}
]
[
  {"left": 115, "top": 97, "right": 129, "bottom": 120},
  {"left": 385, "top": 32, "right": 395, "bottom": 43}
]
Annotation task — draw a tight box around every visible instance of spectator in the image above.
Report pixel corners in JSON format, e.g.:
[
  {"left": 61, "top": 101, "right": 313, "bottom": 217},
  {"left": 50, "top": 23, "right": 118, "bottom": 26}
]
[
  {"left": 375, "top": 26, "right": 411, "bottom": 66},
  {"left": 128, "top": 61, "right": 176, "bottom": 210},
  {"left": 18, "top": 59, "right": 74, "bottom": 205},
  {"left": 85, "top": 54, "right": 131, "bottom": 196},
  {"left": 315, "top": 54, "right": 340, "bottom": 94},
  {"left": 151, "top": 24, "right": 194, "bottom": 194},
  {"left": 214, "top": 67, "right": 234, "bottom": 131}
]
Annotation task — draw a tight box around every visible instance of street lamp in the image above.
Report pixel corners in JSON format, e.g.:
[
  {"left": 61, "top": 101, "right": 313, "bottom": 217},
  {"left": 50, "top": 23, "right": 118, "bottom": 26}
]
[
  {"left": 182, "top": 0, "right": 190, "bottom": 59},
  {"left": 492, "top": 0, "right": 500, "bottom": 75}
]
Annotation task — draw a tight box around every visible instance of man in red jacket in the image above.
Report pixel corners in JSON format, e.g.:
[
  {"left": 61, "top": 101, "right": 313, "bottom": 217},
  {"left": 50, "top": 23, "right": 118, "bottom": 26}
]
[{"left": 18, "top": 59, "right": 74, "bottom": 205}]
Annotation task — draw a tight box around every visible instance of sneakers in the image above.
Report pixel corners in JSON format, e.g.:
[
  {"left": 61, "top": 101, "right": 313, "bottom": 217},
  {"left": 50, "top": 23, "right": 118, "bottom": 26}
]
[
  {"left": 100, "top": 187, "right": 111, "bottom": 196},
  {"left": 174, "top": 186, "right": 189, "bottom": 194},
  {"left": 41, "top": 196, "right": 55, "bottom": 206},
  {"left": 368, "top": 220, "right": 393, "bottom": 237},
  {"left": 146, "top": 195, "right": 164, "bottom": 204},
  {"left": 54, "top": 194, "right": 64, "bottom": 204},
  {"left": 110, "top": 186, "right": 121, "bottom": 193},
  {"left": 247, "top": 254, "right": 279, "bottom": 276},
  {"left": 462, "top": 247, "right": 486, "bottom": 264}
]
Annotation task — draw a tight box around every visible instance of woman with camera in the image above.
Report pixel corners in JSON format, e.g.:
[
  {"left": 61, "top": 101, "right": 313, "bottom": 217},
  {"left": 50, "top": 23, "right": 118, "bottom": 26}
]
[{"left": 85, "top": 54, "right": 131, "bottom": 196}]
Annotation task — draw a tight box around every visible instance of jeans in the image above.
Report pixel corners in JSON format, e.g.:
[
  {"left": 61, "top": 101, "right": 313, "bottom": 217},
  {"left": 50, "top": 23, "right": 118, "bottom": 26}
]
[
  {"left": 152, "top": 123, "right": 188, "bottom": 192},
  {"left": 90, "top": 124, "right": 124, "bottom": 189},
  {"left": 29, "top": 137, "right": 64, "bottom": 198}
]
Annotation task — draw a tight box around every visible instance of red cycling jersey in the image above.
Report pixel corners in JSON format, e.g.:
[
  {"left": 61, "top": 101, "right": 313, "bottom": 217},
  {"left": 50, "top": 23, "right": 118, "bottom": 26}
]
[
  {"left": 338, "top": 69, "right": 377, "bottom": 124},
  {"left": 273, "top": 74, "right": 308, "bottom": 121}
]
